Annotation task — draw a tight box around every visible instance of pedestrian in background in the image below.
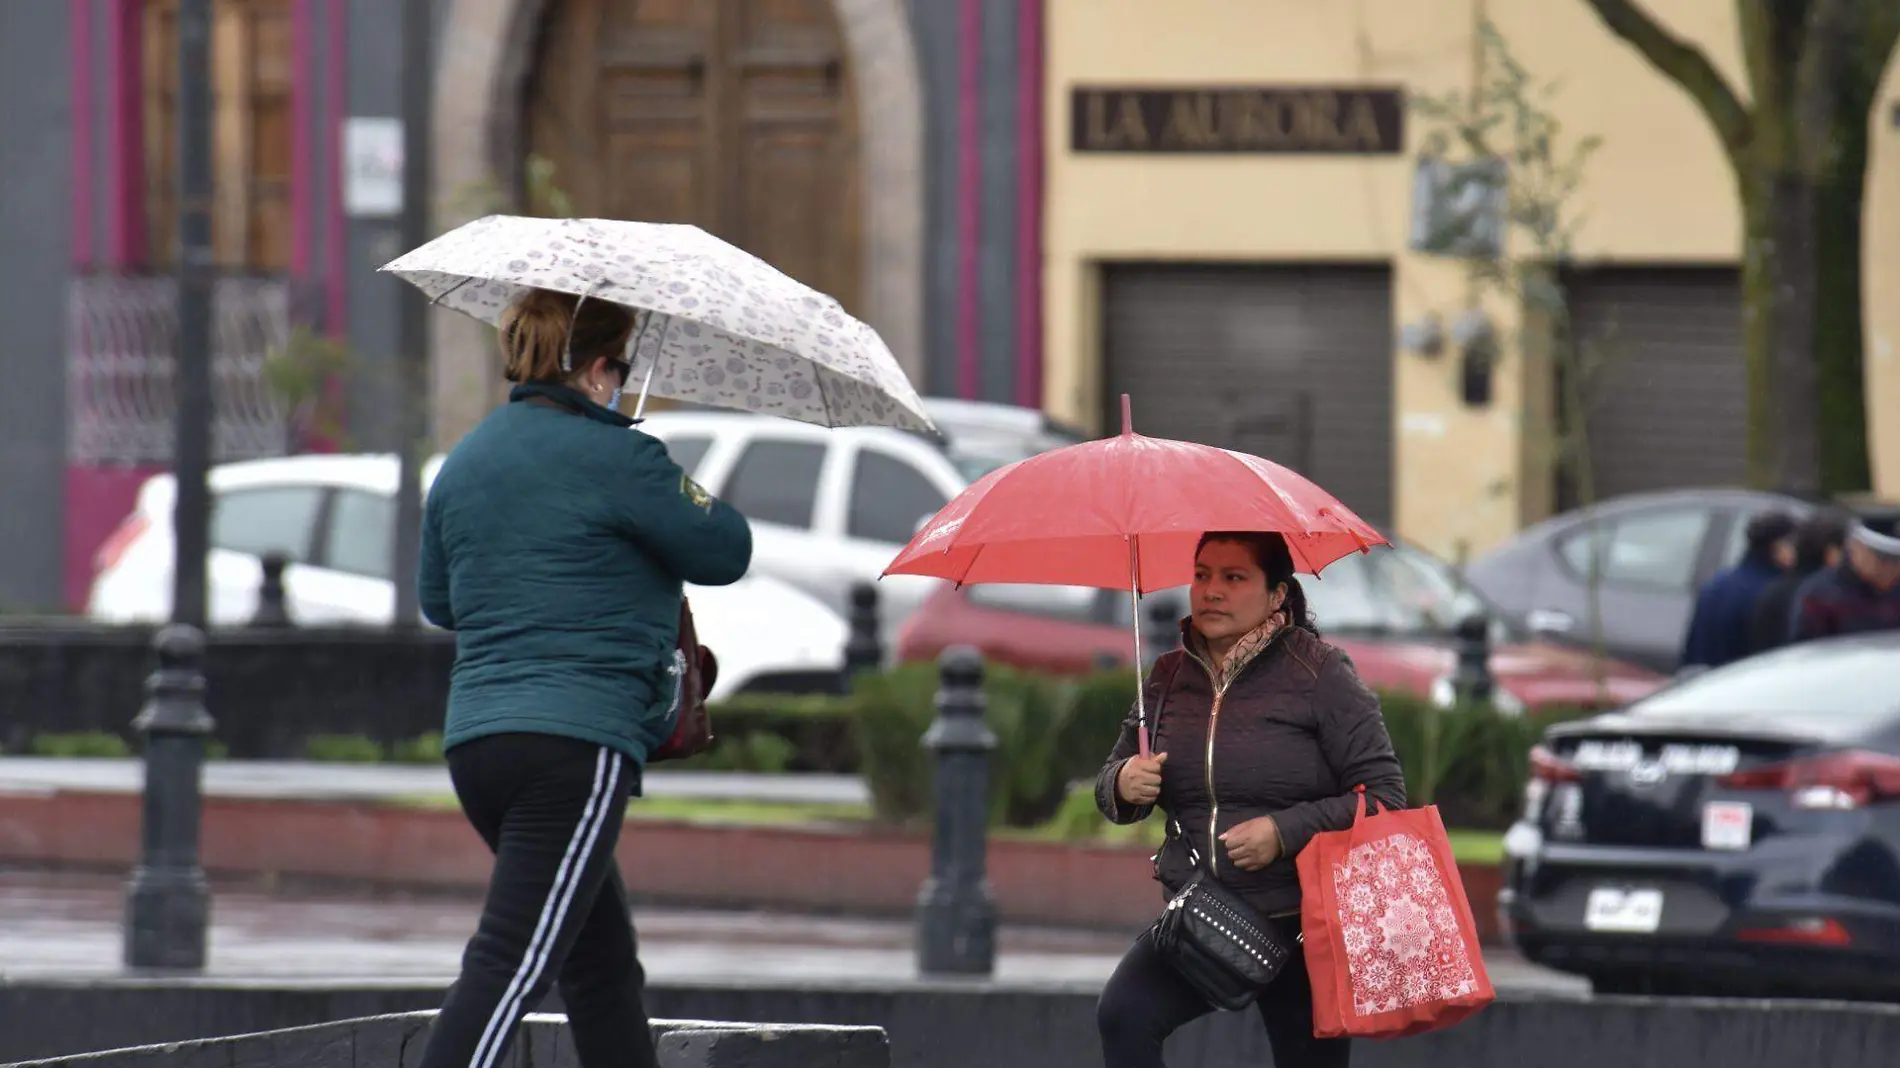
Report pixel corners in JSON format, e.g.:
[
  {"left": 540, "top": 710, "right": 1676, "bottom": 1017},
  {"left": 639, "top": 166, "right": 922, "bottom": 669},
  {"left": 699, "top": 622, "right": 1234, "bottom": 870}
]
[
  {"left": 1748, "top": 509, "right": 1849, "bottom": 655},
  {"left": 1787, "top": 513, "right": 1900, "bottom": 644},
  {"left": 1093, "top": 530, "right": 1407, "bottom": 1068},
  {"left": 1678, "top": 510, "right": 1796, "bottom": 670},
  {"left": 415, "top": 288, "right": 754, "bottom": 1068}
]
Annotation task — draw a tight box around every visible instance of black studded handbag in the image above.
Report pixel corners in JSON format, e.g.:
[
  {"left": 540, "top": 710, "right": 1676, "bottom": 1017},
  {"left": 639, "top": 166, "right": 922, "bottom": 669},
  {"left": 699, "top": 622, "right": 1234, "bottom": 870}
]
[
  {"left": 1150, "top": 829, "right": 1297, "bottom": 1011},
  {"left": 1141, "top": 660, "right": 1295, "bottom": 1011}
]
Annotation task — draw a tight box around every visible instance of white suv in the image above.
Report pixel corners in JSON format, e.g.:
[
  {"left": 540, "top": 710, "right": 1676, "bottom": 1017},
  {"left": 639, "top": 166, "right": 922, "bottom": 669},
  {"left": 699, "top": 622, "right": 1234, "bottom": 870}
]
[
  {"left": 85, "top": 453, "right": 850, "bottom": 700},
  {"left": 634, "top": 411, "right": 965, "bottom": 637}
]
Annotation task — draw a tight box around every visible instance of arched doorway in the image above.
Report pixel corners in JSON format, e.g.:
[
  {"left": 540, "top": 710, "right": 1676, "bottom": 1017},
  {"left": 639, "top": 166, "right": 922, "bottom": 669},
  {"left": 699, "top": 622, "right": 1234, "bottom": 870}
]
[{"left": 523, "top": 0, "right": 863, "bottom": 316}]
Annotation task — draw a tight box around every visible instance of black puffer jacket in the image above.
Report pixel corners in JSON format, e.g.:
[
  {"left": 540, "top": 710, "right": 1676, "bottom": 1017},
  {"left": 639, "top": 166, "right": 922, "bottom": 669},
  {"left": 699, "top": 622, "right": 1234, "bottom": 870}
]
[{"left": 1093, "top": 624, "right": 1407, "bottom": 917}]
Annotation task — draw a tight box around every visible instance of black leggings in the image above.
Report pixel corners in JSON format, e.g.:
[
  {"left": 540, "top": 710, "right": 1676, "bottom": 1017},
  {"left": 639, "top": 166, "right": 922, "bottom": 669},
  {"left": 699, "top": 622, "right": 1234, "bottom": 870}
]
[
  {"left": 418, "top": 733, "right": 658, "bottom": 1068},
  {"left": 1097, "top": 920, "right": 1349, "bottom": 1068}
]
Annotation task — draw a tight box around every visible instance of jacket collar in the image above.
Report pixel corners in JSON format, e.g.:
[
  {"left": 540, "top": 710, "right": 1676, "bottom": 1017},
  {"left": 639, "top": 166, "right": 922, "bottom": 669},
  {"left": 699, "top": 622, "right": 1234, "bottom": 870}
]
[
  {"left": 1180, "top": 612, "right": 1290, "bottom": 689},
  {"left": 509, "top": 381, "right": 635, "bottom": 429}
]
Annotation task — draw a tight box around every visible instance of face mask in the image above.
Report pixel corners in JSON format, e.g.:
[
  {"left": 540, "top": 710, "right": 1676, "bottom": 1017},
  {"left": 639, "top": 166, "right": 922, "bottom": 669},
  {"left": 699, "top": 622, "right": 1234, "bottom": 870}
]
[{"left": 605, "top": 385, "right": 623, "bottom": 411}]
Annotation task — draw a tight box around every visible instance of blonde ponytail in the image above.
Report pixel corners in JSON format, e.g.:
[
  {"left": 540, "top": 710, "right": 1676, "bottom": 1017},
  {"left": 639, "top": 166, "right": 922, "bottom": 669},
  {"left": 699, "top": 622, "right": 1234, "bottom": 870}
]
[{"left": 499, "top": 288, "right": 637, "bottom": 384}]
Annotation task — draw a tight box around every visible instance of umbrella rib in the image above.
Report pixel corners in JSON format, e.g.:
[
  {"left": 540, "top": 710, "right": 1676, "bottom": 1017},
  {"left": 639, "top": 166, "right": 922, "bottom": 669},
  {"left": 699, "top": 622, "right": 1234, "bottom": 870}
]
[{"left": 951, "top": 541, "right": 987, "bottom": 589}]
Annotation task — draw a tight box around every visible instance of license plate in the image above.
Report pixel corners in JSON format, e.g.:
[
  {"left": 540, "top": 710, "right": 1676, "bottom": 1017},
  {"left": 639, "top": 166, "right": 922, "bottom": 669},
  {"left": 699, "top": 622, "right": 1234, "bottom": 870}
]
[
  {"left": 1702, "top": 800, "right": 1753, "bottom": 851},
  {"left": 1584, "top": 887, "right": 1664, "bottom": 933}
]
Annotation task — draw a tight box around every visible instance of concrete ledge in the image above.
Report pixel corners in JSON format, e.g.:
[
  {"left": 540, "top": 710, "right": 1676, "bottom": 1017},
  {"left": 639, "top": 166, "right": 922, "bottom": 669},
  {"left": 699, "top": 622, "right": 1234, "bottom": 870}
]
[
  {"left": 5, "top": 979, "right": 1900, "bottom": 1068},
  {"left": 0, "top": 1011, "right": 889, "bottom": 1068}
]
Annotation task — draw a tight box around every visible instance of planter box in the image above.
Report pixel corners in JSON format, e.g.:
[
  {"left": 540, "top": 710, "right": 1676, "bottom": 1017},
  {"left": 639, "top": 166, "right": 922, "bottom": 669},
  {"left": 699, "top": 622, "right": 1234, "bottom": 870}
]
[{"left": 0, "top": 788, "right": 1504, "bottom": 942}]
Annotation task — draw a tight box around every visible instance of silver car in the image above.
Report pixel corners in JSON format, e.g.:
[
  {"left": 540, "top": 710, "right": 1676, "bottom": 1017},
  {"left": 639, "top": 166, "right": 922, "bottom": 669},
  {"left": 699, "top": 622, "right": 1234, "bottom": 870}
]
[{"left": 1463, "top": 489, "right": 1810, "bottom": 674}]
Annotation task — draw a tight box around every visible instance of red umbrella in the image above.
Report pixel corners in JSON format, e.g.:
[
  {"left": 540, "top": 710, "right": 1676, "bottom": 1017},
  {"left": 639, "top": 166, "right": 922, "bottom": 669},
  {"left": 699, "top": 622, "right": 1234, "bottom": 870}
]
[
  {"left": 886, "top": 394, "right": 1385, "bottom": 588},
  {"left": 884, "top": 395, "right": 1387, "bottom": 753}
]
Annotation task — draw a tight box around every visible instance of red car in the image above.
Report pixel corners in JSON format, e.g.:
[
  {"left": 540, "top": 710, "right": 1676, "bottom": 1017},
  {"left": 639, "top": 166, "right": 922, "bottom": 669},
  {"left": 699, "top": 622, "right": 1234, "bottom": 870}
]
[{"left": 894, "top": 539, "right": 1664, "bottom": 713}]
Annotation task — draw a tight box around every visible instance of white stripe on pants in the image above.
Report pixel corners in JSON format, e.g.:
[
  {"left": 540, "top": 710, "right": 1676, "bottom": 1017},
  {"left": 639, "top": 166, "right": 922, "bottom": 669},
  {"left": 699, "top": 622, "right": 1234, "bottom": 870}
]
[{"left": 468, "top": 746, "right": 622, "bottom": 1068}]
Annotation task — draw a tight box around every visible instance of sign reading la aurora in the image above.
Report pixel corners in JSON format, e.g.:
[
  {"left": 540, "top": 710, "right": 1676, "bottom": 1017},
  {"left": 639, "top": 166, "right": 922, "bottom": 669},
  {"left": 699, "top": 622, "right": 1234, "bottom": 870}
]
[{"left": 1071, "top": 86, "right": 1405, "bottom": 155}]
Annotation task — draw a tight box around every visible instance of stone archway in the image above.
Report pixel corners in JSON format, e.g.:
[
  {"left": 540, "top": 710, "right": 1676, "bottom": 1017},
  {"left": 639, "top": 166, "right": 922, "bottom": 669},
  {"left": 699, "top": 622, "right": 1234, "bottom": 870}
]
[{"left": 427, "top": 0, "right": 926, "bottom": 447}]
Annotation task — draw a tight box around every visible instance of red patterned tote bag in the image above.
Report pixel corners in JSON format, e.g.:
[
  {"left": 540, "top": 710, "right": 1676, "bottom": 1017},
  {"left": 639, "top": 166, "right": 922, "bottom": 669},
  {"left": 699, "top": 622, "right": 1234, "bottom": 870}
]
[{"left": 1296, "top": 786, "right": 1496, "bottom": 1039}]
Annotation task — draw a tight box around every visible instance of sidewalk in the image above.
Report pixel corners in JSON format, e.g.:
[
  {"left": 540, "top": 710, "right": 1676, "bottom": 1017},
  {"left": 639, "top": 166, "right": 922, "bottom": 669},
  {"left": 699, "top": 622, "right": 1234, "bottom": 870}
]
[
  {"left": 0, "top": 757, "right": 869, "bottom": 807},
  {"left": 0, "top": 869, "right": 1584, "bottom": 993}
]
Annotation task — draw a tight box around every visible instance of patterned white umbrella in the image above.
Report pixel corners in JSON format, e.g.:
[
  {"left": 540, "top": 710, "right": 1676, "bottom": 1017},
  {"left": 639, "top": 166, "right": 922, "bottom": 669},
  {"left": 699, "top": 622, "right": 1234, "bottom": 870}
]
[{"left": 380, "top": 214, "right": 936, "bottom": 433}]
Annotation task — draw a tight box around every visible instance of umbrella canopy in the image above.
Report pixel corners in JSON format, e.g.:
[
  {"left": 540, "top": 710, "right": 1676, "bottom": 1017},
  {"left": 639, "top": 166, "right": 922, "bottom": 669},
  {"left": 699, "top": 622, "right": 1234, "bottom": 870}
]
[
  {"left": 380, "top": 214, "right": 935, "bottom": 434},
  {"left": 884, "top": 396, "right": 1387, "bottom": 593}
]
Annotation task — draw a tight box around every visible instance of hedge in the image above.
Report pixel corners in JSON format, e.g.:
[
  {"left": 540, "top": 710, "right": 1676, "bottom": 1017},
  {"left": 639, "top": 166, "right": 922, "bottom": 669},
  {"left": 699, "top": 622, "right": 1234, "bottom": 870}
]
[{"left": 36, "top": 663, "right": 1597, "bottom": 833}]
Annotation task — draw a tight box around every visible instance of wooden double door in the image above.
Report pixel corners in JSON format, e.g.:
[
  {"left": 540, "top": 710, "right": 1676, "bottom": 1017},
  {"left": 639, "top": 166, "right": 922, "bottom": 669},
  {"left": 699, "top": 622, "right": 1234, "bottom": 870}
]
[{"left": 525, "top": 0, "right": 863, "bottom": 314}]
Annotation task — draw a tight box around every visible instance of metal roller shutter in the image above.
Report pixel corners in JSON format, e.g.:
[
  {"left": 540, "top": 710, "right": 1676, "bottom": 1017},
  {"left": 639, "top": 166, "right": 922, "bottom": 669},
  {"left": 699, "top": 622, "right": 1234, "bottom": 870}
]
[
  {"left": 1100, "top": 263, "right": 1396, "bottom": 530},
  {"left": 1559, "top": 267, "right": 1746, "bottom": 508}
]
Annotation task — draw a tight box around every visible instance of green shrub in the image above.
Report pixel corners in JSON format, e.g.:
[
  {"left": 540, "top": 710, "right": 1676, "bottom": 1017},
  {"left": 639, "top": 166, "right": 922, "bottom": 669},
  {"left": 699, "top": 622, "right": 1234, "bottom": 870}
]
[
  {"left": 304, "top": 734, "right": 385, "bottom": 763},
  {"left": 30, "top": 731, "right": 132, "bottom": 758},
  {"left": 1380, "top": 690, "right": 1595, "bottom": 829},
  {"left": 850, "top": 660, "right": 1144, "bottom": 830},
  {"left": 663, "top": 693, "right": 856, "bottom": 772},
  {"left": 1051, "top": 665, "right": 1141, "bottom": 786},
  {"left": 850, "top": 663, "right": 942, "bottom": 823},
  {"left": 389, "top": 732, "right": 446, "bottom": 765}
]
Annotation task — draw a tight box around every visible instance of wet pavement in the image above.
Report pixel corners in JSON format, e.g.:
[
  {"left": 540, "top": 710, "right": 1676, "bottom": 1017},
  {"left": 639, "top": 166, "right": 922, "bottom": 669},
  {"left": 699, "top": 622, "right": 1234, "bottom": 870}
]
[
  {"left": 0, "top": 758, "right": 869, "bottom": 807},
  {"left": 0, "top": 868, "right": 1587, "bottom": 994}
]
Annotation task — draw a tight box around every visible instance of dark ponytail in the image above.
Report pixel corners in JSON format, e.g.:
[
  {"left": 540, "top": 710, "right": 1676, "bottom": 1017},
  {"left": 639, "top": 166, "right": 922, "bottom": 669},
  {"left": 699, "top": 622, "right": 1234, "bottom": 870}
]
[{"left": 1195, "top": 530, "right": 1321, "bottom": 636}]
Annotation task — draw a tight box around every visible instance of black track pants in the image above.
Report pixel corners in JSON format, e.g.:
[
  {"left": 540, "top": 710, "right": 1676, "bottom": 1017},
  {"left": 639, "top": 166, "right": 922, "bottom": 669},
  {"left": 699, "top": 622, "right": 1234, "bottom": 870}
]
[{"left": 418, "top": 733, "right": 658, "bottom": 1068}]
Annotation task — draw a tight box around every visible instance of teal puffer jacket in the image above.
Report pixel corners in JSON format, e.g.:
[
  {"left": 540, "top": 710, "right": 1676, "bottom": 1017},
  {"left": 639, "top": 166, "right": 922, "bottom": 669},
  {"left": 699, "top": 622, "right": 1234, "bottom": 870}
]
[{"left": 418, "top": 381, "right": 753, "bottom": 780}]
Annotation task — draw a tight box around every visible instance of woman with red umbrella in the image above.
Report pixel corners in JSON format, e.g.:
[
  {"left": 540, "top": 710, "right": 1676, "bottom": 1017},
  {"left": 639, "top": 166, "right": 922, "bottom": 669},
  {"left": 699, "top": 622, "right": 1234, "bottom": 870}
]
[
  {"left": 1092, "top": 529, "right": 1405, "bottom": 1067},
  {"left": 886, "top": 398, "right": 1409, "bottom": 1064}
]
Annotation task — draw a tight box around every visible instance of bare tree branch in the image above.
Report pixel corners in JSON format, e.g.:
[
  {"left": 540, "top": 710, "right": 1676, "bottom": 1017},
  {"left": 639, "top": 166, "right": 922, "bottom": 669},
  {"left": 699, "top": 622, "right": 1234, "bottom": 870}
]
[{"left": 1578, "top": 0, "right": 1754, "bottom": 160}]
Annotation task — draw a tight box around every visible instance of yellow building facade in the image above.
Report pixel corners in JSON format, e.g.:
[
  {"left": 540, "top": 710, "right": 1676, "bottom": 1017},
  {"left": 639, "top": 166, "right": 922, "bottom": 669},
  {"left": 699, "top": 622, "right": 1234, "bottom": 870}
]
[{"left": 1041, "top": 0, "right": 1900, "bottom": 562}]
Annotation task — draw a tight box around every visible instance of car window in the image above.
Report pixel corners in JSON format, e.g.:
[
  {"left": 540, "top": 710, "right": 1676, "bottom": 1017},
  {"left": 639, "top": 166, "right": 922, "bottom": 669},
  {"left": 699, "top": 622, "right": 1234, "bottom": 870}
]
[
  {"left": 1558, "top": 510, "right": 1710, "bottom": 590},
  {"left": 210, "top": 486, "right": 323, "bottom": 562},
  {"left": 722, "top": 439, "right": 826, "bottom": 529},
  {"left": 1718, "top": 512, "right": 1750, "bottom": 568},
  {"left": 1632, "top": 640, "right": 1900, "bottom": 727},
  {"left": 967, "top": 583, "right": 1105, "bottom": 625},
  {"left": 662, "top": 435, "right": 712, "bottom": 477},
  {"left": 848, "top": 450, "right": 951, "bottom": 545},
  {"left": 1300, "top": 552, "right": 1407, "bottom": 633},
  {"left": 1367, "top": 544, "right": 1515, "bottom": 641},
  {"left": 323, "top": 489, "right": 396, "bottom": 580}
]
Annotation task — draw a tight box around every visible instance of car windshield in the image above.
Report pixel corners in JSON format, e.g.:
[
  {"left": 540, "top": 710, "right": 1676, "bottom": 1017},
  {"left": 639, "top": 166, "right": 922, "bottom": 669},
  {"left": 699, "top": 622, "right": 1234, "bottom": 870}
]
[{"left": 1629, "top": 639, "right": 1900, "bottom": 727}]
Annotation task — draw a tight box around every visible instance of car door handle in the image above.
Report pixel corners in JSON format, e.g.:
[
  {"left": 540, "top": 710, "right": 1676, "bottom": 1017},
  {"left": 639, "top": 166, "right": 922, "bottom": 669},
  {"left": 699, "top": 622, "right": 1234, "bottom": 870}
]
[{"left": 1526, "top": 608, "right": 1575, "bottom": 634}]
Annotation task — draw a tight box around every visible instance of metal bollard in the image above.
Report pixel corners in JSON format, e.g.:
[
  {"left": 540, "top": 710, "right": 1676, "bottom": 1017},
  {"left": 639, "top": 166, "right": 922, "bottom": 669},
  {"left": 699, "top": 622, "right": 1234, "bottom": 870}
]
[
  {"left": 123, "top": 624, "right": 217, "bottom": 970},
  {"left": 915, "top": 646, "right": 998, "bottom": 976},
  {"left": 841, "top": 582, "right": 883, "bottom": 691},
  {"left": 252, "top": 551, "right": 292, "bottom": 628},
  {"left": 1452, "top": 613, "right": 1495, "bottom": 706}
]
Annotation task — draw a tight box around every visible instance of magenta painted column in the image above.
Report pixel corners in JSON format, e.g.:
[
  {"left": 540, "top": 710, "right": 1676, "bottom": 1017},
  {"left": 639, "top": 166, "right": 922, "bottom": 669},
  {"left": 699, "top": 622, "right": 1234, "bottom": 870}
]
[
  {"left": 1014, "top": 0, "right": 1045, "bottom": 411},
  {"left": 105, "top": 0, "right": 146, "bottom": 267},
  {"left": 956, "top": 0, "right": 983, "bottom": 400}
]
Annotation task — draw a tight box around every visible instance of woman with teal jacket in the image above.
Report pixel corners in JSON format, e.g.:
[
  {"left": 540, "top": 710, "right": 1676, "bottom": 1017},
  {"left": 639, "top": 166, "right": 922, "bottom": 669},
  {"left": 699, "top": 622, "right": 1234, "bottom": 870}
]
[{"left": 415, "top": 288, "right": 753, "bottom": 1068}]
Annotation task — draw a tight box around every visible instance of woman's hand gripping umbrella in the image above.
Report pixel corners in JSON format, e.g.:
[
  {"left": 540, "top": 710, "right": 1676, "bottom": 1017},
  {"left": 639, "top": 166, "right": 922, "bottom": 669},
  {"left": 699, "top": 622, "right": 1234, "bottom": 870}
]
[{"left": 882, "top": 394, "right": 1388, "bottom": 756}]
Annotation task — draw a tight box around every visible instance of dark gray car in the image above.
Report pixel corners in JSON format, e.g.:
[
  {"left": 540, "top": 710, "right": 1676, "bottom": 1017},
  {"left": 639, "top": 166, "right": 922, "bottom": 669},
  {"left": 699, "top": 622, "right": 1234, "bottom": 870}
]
[{"left": 1463, "top": 489, "right": 1810, "bottom": 674}]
